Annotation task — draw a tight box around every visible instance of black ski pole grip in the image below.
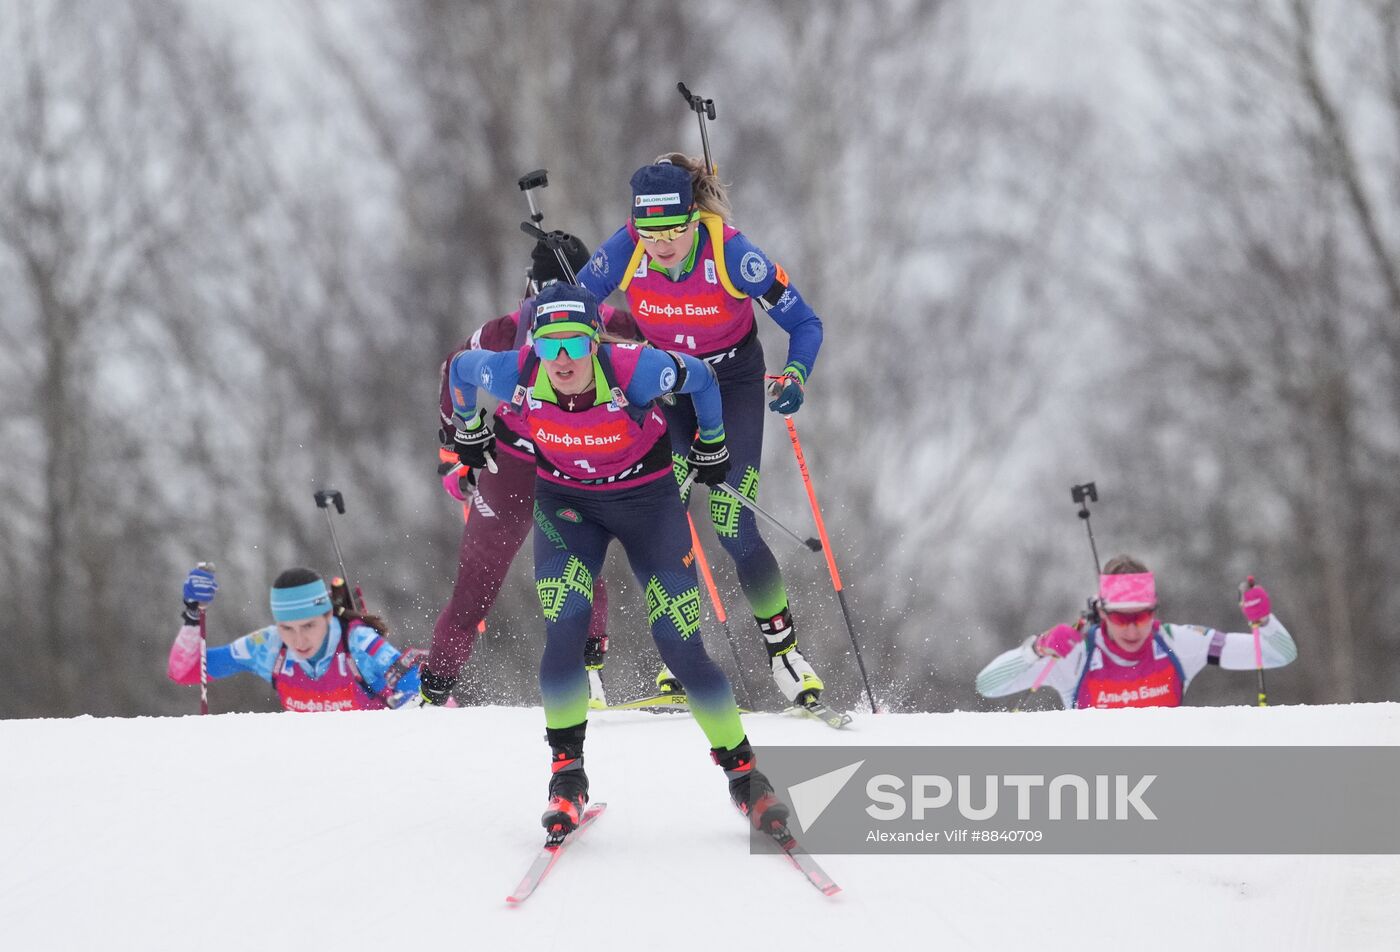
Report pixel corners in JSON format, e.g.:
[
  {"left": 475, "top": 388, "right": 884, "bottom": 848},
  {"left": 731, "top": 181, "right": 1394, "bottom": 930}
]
[
  {"left": 314, "top": 489, "right": 346, "bottom": 515},
  {"left": 518, "top": 169, "right": 548, "bottom": 191}
]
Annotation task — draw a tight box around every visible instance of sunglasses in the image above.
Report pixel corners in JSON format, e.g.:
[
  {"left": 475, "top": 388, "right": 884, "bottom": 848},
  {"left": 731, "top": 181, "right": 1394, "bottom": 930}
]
[
  {"left": 636, "top": 221, "right": 694, "bottom": 243},
  {"left": 1104, "top": 608, "right": 1156, "bottom": 625},
  {"left": 534, "top": 335, "right": 593, "bottom": 361}
]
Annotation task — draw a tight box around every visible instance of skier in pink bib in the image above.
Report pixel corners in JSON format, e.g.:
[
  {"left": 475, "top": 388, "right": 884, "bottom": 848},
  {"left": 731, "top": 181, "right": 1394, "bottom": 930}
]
[
  {"left": 976, "top": 555, "right": 1297, "bottom": 709},
  {"left": 421, "top": 234, "right": 639, "bottom": 708},
  {"left": 579, "top": 156, "right": 826, "bottom": 707},
  {"left": 167, "top": 566, "right": 424, "bottom": 711}
]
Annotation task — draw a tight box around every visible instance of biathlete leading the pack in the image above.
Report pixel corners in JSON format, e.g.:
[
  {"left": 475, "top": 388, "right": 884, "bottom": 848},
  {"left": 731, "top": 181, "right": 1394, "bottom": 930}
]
[
  {"left": 446, "top": 282, "right": 788, "bottom": 836},
  {"left": 167, "top": 566, "right": 424, "bottom": 712},
  {"left": 578, "top": 155, "right": 826, "bottom": 707},
  {"left": 423, "top": 234, "right": 639, "bottom": 708},
  {"left": 975, "top": 555, "right": 1298, "bottom": 709}
]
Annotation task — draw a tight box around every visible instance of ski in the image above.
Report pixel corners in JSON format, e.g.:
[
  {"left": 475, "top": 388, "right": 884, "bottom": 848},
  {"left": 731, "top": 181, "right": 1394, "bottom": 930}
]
[
  {"left": 785, "top": 697, "right": 853, "bottom": 730},
  {"left": 505, "top": 802, "right": 607, "bottom": 904},
  {"left": 604, "top": 693, "right": 749, "bottom": 714},
  {"left": 603, "top": 693, "right": 691, "bottom": 711},
  {"left": 761, "top": 822, "right": 842, "bottom": 896}
]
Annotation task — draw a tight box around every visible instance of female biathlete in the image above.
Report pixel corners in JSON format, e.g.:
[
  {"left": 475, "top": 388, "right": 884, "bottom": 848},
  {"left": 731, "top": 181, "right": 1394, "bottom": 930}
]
[
  {"left": 579, "top": 156, "right": 827, "bottom": 708},
  {"left": 446, "top": 282, "right": 787, "bottom": 835}
]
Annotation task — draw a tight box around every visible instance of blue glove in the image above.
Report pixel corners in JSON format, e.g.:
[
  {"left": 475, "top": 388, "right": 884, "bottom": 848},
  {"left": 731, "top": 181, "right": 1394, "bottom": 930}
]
[
  {"left": 183, "top": 567, "right": 218, "bottom": 606},
  {"left": 767, "top": 369, "right": 805, "bottom": 415}
]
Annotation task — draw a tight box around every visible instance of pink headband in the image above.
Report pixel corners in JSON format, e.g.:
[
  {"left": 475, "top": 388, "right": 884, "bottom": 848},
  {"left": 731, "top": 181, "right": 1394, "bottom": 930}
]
[{"left": 1099, "top": 572, "right": 1156, "bottom": 610}]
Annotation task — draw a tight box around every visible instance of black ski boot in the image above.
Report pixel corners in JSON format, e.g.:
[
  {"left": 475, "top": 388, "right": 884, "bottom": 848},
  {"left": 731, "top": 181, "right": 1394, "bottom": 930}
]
[
  {"left": 416, "top": 665, "right": 456, "bottom": 707},
  {"left": 541, "top": 723, "right": 590, "bottom": 837},
  {"left": 712, "top": 737, "right": 789, "bottom": 832}
]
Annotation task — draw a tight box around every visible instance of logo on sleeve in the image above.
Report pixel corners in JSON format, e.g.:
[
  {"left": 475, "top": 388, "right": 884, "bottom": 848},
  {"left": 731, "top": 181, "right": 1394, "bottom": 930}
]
[
  {"left": 591, "top": 249, "right": 609, "bottom": 277},
  {"left": 659, "top": 366, "right": 677, "bottom": 391},
  {"left": 740, "top": 252, "right": 768, "bottom": 283}
]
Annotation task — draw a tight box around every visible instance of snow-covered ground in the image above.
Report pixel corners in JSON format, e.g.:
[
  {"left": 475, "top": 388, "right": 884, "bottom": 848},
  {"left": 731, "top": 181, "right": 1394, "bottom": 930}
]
[{"left": 2, "top": 703, "right": 1398, "bottom": 951}]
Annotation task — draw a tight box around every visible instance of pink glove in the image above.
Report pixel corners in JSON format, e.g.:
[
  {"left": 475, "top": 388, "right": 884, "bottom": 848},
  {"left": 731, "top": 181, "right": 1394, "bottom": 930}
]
[
  {"left": 167, "top": 627, "right": 201, "bottom": 684},
  {"left": 1240, "top": 580, "right": 1271, "bottom": 624},
  {"left": 441, "top": 463, "right": 475, "bottom": 502},
  {"left": 1034, "top": 623, "right": 1083, "bottom": 659}
]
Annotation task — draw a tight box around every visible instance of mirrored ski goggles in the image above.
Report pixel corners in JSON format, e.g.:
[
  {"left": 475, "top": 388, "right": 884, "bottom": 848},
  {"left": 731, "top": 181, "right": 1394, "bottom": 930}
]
[
  {"left": 1104, "top": 607, "right": 1156, "bottom": 625},
  {"left": 534, "top": 335, "right": 593, "bottom": 360},
  {"left": 636, "top": 219, "right": 696, "bottom": 243}
]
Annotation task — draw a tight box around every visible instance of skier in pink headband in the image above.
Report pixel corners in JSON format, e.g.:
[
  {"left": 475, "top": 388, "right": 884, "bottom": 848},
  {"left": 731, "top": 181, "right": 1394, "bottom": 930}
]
[{"left": 975, "top": 555, "right": 1298, "bottom": 709}]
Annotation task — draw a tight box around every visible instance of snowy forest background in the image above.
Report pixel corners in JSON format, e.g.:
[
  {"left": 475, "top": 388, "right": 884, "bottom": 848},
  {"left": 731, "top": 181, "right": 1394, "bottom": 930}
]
[{"left": 2, "top": 0, "right": 1397, "bottom": 718}]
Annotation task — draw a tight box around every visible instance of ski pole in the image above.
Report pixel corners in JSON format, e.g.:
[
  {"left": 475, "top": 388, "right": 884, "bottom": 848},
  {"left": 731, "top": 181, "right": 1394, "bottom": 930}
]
[
  {"left": 778, "top": 416, "right": 878, "bottom": 714},
  {"left": 677, "top": 82, "right": 718, "bottom": 174},
  {"left": 1033, "top": 483, "right": 1105, "bottom": 693},
  {"left": 1242, "top": 575, "right": 1267, "bottom": 707},
  {"left": 517, "top": 170, "right": 578, "bottom": 284},
  {"left": 715, "top": 480, "right": 821, "bottom": 553},
  {"left": 686, "top": 512, "right": 753, "bottom": 709},
  {"left": 441, "top": 453, "right": 489, "bottom": 637},
  {"left": 199, "top": 606, "right": 209, "bottom": 715},
  {"left": 1072, "top": 481, "right": 1103, "bottom": 579},
  {"left": 196, "top": 560, "right": 213, "bottom": 716},
  {"left": 313, "top": 489, "right": 365, "bottom": 613}
]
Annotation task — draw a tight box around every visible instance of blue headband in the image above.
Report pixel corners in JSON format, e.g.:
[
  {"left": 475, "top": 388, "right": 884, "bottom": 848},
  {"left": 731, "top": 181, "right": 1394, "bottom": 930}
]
[{"left": 270, "top": 579, "right": 332, "bottom": 622}]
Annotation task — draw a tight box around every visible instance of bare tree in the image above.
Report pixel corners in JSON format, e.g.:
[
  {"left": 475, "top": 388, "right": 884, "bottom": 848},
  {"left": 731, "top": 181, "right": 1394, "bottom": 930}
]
[
  {"left": 1101, "top": 0, "right": 1400, "bottom": 703},
  {"left": 0, "top": 1, "right": 299, "bottom": 715}
]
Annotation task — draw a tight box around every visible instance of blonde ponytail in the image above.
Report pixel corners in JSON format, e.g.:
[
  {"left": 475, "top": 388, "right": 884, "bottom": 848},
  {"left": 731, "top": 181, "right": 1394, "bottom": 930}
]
[{"left": 654, "top": 151, "right": 734, "bottom": 223}]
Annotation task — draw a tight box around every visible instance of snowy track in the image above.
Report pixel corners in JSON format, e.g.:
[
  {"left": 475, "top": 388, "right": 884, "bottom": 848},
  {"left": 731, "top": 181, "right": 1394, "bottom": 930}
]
[{"left": 2, "top": 703, "right": 1397, "bottom": 951}]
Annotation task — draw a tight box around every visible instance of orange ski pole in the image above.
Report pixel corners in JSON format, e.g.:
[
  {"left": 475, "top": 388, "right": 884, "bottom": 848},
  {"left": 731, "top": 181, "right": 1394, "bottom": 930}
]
[
  {"left": 781, "top": 415, "right": 876, "bottom": 713},
  {"left": 441, "top": 447, "right": 488, "bottom": 636},
  {"left": 687, "top": 510, "right": 753, "bottom": 708}
]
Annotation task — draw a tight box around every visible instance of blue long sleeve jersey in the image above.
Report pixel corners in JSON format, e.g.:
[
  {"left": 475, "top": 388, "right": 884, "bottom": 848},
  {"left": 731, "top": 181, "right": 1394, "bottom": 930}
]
[
  {"left": 449, "top": 345, "right": 726, "bottom": 443},
  {"left": 580, "top": 224, "right": 823, "bottom": 379},
  {"left": 197, "top": 617, "right": 420, "bottom": 703}
]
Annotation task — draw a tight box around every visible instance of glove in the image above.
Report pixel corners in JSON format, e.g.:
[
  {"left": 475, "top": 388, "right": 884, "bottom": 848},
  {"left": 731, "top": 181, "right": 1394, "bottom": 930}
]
[
  {"left": 1033, "top": 623, "right": 1083, "bottom": 659},
  {"left": 441, "top": 462, "right": 478, "bottom": 502},
  {"left": 767, "top": 368, "right": 805, "bottom": 414},
  {"left": 452, "top": 408, "right": 497, "bottom": 471},
  {"left": 435, "top": 442, "right": 471, "bottom": 501},
  {"left": 1239, "top": 579, "right": 1271, "bottom": 625},
  {"left": 181, "top": 566, "right": 217, "bottom": 623},
  {"left": 686, "top": 434, "right": 730, "bottom": 487}
]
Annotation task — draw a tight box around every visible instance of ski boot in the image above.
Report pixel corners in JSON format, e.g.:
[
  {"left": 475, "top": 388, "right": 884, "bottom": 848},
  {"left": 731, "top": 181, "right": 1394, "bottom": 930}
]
[
  {"left": 712, "top": 737, "right": 789, "bottom": 832},
  {"left": 412, "top": 665, "right": 456, "bottom": 707},
  {"left": 654, "top": 664, "right": 685, "bottom": 696},
  {"left": 585, "top": 634, "right": 608, "bottom": 709},
  {"left": 761, "top": 609, "right": 824, "bottom": 704},
  {"left": 541, "top": 723, "right": 590, "bottom": 837}
]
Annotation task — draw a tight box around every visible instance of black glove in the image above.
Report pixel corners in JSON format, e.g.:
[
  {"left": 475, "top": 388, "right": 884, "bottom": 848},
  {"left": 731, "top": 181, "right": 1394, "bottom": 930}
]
[
  {"left": 452, "top": 409, "right": 496, "bottom": 471},
  {"left": 687, "top": 435, "right": 730, "bottom": 487}
]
